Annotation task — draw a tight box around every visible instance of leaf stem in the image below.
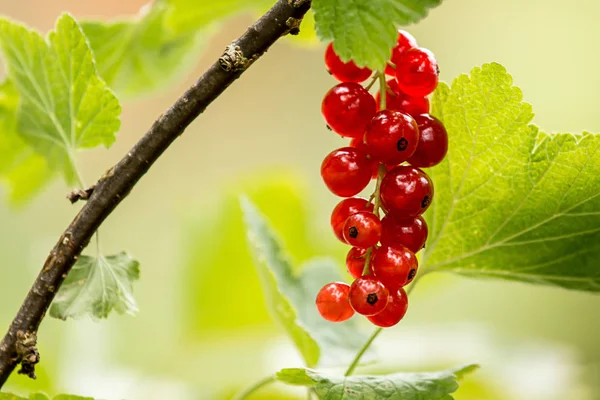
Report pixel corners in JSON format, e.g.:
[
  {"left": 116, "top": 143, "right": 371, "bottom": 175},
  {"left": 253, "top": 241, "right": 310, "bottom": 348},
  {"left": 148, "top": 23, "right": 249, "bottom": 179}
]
[
  {"left": 232, "top": 375, "right": 277, "bottom": 400},
  {"left": 344, "top": 327, "right": 383, "bottom": 376}
]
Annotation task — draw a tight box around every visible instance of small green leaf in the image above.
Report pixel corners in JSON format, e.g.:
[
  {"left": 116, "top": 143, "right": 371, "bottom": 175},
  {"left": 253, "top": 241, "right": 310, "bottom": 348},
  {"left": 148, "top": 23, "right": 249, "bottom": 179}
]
[
  {"left": 0, "top": 14, "right": 121, "bottom": 182},
  {"left": 50, "top": 252, "right": 140, "bottom": 320},
  {"left": 312, "top": 0, "right": 442, "bottom": 69},
  {"left": 276, "top": 364, "right": 479, "bottom": 399},
  {"left": 81, "top": 3, "right": 203, "bottom": 99},
  {"left": 0, "top": 394, "right": 92, "bottom": 400},
  {"left": 0, "top": 80, "right": 52, "bottom": 203},
  {"left": 423, "top": 62, "right": 600, "bottom": 291},
  {"left": 241, "top": 197, "right": 374, "bottom": 368}
]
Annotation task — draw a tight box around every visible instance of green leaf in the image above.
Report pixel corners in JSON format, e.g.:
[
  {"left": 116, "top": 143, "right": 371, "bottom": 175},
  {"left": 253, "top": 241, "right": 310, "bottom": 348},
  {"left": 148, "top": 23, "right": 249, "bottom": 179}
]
[
  {"left": 276, "top": 364, "right": 479, "bottom": 399},
  {"left": 0, "top": 80, "right": 52, "bottom": 203},
  {"left": 312, "top": 0, "right": 442, "bottom": 69},
  {"left": 241, "top": 197, "right": 374, "bottom": 368},
  {"left": 423, "top": 62, "right": 600, "bottom": 291},
  {"left": 0, "top": 394, "right": 92, "bottom": 400},
  {"left": 81, "top": 3, "right": 203, "bottom": 99},
  {"left": 0, "top": 14, "right": 121, "bottom": 182},
  {"left": 165, "top": 0, "right": 273, "bottom": 35},
  {"left": 49, "top": 252, "right": 140, "bottom": 320}
]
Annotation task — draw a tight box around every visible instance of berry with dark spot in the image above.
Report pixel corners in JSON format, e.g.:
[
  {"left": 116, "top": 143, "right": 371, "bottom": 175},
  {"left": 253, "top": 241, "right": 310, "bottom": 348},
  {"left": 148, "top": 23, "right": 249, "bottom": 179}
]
[
  {"left": 342, "top": 212, "right": 382, "bottom": 248},
  {"left": 380, "top": 165, "right": 434, "bottom": 217},
  {"left": 349, "top": 277, "right": 389, "bottom": 316},
  {"left": 364, "top": 110, "right": 420, "bottom": 165},
  {"left": 321, "top": 147, "right": 372, "bottom": 197},
  {"left": 408, "top": 114, "right": 449, "bottom": 168},
  {"left": 316, "top": 282, "right": 355, "bottom": 322},
  {"left": 367, "top": 288, "right": 409, "bottom": 327},
  {"left": 331, "top": 198, "right": 374, "bottom": 243},
  {"left": 395, "top": 47, "right": 439, "bottom": 97},
  {"left": 372, "top": 245, "right": 418, "bottom": 290},
  {"left": 325, "top": 43, "right": 372, "bottom": 83},
  {"left": 322, "top": 82, "right": 376, "bottom": 139},
  {"left": 380, "top": 215, "right": 428, "bottom": 253}
]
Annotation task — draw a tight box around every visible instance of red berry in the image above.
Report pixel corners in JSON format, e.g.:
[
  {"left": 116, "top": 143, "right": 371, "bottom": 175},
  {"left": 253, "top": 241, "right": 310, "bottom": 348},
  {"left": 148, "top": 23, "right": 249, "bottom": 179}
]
[
  {"left": 343, "top": 212, "right": 382, "bottom": 248},
  {"left": 395, "top": 48, "right": 439, "bottom": 97},
  {"left": 346, "top": 247, "right": 367, "bottom": 279},
  {"left": 316, "top": 282, "right": 355, "bottom": 322},
  {"left": 380, "top": 215, "right": 428, "bottom": 253},
  {"left": 321, "top": 147, "right": 372, "bottom": 197},
  {"left": 349, "top": 277, "right": 389, "bottom": 315},
  {"left": 331, "top": 198, "right": 374, "bottom": 243},
  {"left": 385, "top": 30, "right": 417, "bottom": 76},
  {"left": 380, "top": 166, "right": 434, "bottom": 217},
  {"left": 350, "top": 138, "right": 379, "bottom": 179},
  {"left": 408, "top": 114, "right": 448, "bottom": 168},
  {"left": 322, "top": 82, "right": 377, "bottom": 139},
  {"left": 364, "top": 110, "right": 420, "bottom": 165},
  {"left": 372, "top": 245, "right": 418, "bottom": 290},
  {"left": 325, "top": 43, "right": 372, "bottom": 83},
  {"left": 367, "top": 288, "right": 409, "bottom": 327},
  {"left": 376, "top": 79, "right": 429, "bottom": 117}
]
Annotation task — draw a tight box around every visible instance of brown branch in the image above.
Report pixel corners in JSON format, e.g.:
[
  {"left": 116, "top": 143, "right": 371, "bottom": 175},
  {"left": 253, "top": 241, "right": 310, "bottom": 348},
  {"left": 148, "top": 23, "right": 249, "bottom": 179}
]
[{"left": 0, "top": 0, "right": 311, "bottom": 387}]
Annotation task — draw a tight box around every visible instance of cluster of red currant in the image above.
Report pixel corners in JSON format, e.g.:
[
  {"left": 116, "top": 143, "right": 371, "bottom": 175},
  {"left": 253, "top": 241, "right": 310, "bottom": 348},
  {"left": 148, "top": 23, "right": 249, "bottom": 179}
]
[{"left": 315, "top": 31, "right": 448, "bottom": 328}]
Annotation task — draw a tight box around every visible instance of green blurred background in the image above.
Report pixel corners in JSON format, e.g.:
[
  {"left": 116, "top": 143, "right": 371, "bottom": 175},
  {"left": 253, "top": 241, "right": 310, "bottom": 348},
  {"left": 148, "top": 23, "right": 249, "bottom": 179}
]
[{"left": 0, "top": 0, "right": 599, "bottom": 399}]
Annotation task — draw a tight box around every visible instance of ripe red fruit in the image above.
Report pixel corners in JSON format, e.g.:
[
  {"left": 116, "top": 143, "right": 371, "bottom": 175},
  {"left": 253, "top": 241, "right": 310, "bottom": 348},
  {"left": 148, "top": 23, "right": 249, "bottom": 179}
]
[
  {"left": 367, "top": 288, "right": 409, "bottom": 327},
  {"left": 346, "top": 247, "right": 367, "bottom": 279},
  {"left": 364, "top": 110, "right": 420, "bottom": 165},
  {"left": 372, "top": 245, "right": 418, "bottom": 290},
  {"left": 349, "top": 277, "right": 389, "bottom": 315},
  {"left": 376, "top": 79, "right": 429, "bottom": 117},
  {"left": 321, "top": 147, "right": 372, "bottom": 197},
  {"left": 380, "top": 215, "right": 428, "bottom": 253},
  {"left": 385, "top": 30, "right": 418, "bottom": 76},
  {"left": 380, "top": 166, "right": 434, "bottom": 217},
  {"left": 407, "top": 114, "right": 449, "bottom": 168},
  {"left": 325, "top": 43, "right": 372, "bottom": 83},
  {"left": 322, "top": 82, "right": 376, "bottom": 139},
  {"left": 343, "top": 212, "right": 382, "bottom": 248},
  {"left": 350, "top": 138, "right": 379, "bottom": 179},
  {"left": 395, "top": 47, "right": 439, "bottom": 97},
  {"left": 331, "top": 198, "right": 374, "bottom": 243},
  {"left": 316, "top": 282, "right": 355, "bottom": 322}
]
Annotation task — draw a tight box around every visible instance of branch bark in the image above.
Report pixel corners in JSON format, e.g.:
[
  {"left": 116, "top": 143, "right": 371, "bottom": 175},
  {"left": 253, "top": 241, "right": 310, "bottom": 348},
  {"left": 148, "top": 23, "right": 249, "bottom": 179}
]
[{"left": 0, "top": 0, "right": 312, "bottom": 387}]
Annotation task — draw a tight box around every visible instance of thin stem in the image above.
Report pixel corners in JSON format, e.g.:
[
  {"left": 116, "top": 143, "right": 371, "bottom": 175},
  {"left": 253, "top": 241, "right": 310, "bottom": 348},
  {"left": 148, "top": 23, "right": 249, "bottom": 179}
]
[
  {"left": 386, "top": 60, "right": 396, "bottom": 69},
  {"left": 232, "top": 375, "right": 276, "bottom": 400},
  {"left": 344, "top": 327, "right": 383, "bottom": 376},
  {"left": 378, "top": 72, "right": 387, "bottom": 110},
  {"left": 364, "top": 74, "right": 379, "bottom": 91},
  {"left": 362, "top": 163, "right": 387, "bottom": 276},
  {"left": 67, "top": 148, "right": 86, "bottom": 189}
]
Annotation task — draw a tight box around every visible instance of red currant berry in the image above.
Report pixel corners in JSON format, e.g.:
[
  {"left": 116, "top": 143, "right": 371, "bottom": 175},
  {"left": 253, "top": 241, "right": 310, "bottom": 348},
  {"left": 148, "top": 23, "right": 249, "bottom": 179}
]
[
  {"left": 350, "top": 138, "right": 379, "bottom": 179},
  {"left": 321, "top": 147, "right": 372, "bottom": 197},
  {"left": 375, "top": 79, "right": 404, "bottom": 111},
  {"left": 380, "top": 166, "right": 434, "bottom": 217},
  {"left": 385, "top": 30, "right": 417, "bottom": 76},
  {"left": 364, "top": 110, "right": 420, "bottom": 165},
  {"left": 372, "top": 245, "right": 418, "bottom": 290},
  {"left": 330, "top": 198, "right": 374, "bottom": 243},
  {"left": 346, "top": 247, "right": 367, "bottom": 279},
  {"left": 407, "top": 114, "right": 448, "bottom": 168},
  {"left": 349, "top": 277, "right": 389, "bottom": 315},
  {"left": 380, "top": 215, "right": 428, "bottom": 253},
  {"left": 316, "top": 282, "right": 355, "bottom": 322},
  {"left": 325, "top": 43, "right": 372, "bottom": 83},
  {"left": 367, "top": 288, "right": 409, "bottom": 327},
  {"left": 343, "top": 212, "right": 382, "bottom": 248},
  {"left": 395, "top": 47, "right": 439, "bottom": 97},
  {"left": 322, "top": 82, "right": 376, "bottom": 139},
  {"left": 376, "top": 80, "right": 429, "bottom": 117}
]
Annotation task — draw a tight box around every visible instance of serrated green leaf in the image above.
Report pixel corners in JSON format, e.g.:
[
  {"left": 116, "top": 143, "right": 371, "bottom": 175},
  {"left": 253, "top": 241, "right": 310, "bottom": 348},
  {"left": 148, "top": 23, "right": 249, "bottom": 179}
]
[
  {"left": 312, "top": 0, "right": 442, "bottom": 69},
  {"left": 0, "top": 80, "right": 52, "bottom": 203},
  {"left": 422, "top": 62, "right": 600, "bottom": 291},
  {"left": 241, "top": 197, "right": 374, "bottom": 368},
  {"left": 49, "top": 252, "right": 140, "bottom": 320},
  {"left": 0, "top": 14, "right": 121, "bottom": 182},
  {"left": 276, "top": 364, "right": 479, "bottom": 399},
  {"left": 0, "top": 394, "right": 92, "bottom": 400},
  {"left": 81, "top": 3, "right": 203, "bottom": 99}
]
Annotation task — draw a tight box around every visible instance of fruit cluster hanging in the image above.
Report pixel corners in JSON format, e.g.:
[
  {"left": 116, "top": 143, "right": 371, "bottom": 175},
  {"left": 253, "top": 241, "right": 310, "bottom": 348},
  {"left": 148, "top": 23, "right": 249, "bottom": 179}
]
[{"left": 316, "top": 31, "right": 448, "bottom": 328}]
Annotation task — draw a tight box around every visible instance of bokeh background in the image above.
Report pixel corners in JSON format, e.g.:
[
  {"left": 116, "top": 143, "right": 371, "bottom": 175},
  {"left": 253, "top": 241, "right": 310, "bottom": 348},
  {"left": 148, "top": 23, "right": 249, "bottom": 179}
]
[{"left": 0, "top": 0, "right": 599, "bottom": 399}]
